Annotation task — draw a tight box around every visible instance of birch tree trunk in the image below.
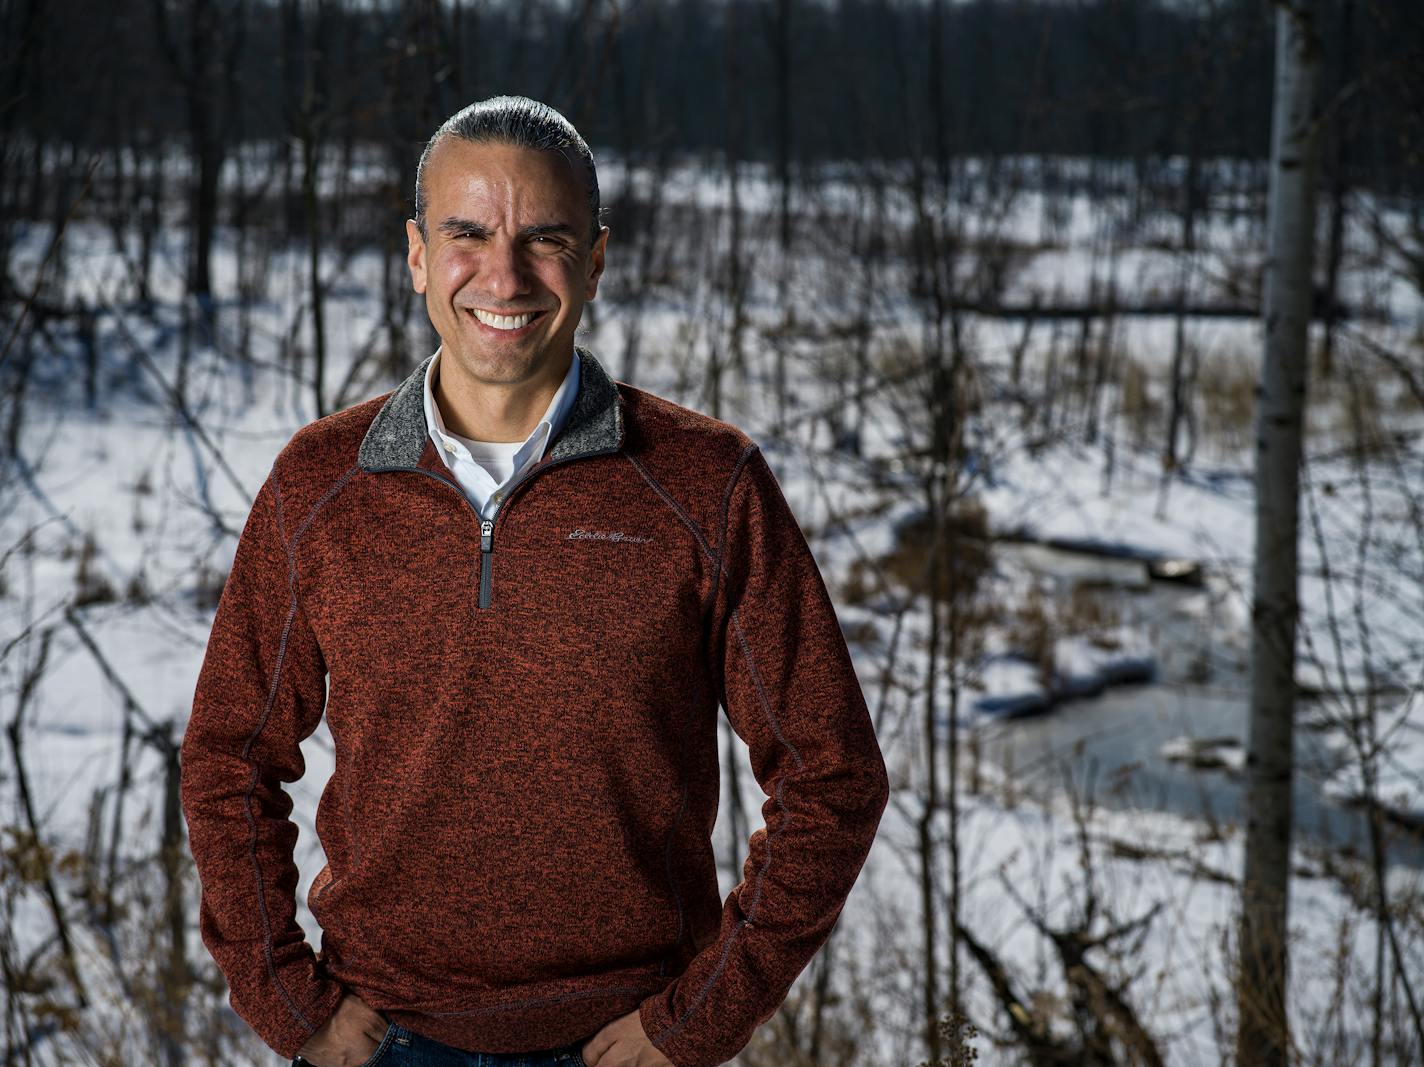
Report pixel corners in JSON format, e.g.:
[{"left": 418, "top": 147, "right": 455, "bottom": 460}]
[{"left": 1236, "top": 3, "right": 1322, "bottom": 1065}]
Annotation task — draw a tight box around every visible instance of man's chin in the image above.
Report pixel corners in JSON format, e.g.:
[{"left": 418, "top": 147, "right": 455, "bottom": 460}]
[{"left": 440, "top": 333, "right": 573, "bottom": 382}]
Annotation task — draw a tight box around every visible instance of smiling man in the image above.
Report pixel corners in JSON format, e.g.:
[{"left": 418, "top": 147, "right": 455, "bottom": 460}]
[
  {"left": 408, "top": 120, "right": 607, "bottom": 469},
  {"left": 180, "top": 96, "right": 889, "bottom": 1067}
]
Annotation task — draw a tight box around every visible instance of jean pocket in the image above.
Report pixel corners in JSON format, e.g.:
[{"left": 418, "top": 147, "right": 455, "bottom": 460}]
[{"left": 355, "top": 1021, "right": 400, "bottom": 1067}]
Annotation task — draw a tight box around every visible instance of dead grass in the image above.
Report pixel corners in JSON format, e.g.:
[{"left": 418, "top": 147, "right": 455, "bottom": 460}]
[
  {"left": 1062, "top": 582, "right": 1122, "bottom": 634},
  {"left": 1118, "top": 355, "right": 1160, "bottom": 451},
  {"left": 1001, "top": 580, "right": 1123, "bottom": 687},
  {"left": 1183, "top": 337, "right": 1410, "bottom": 462},
  {"left": 1307, "top": 350, "right": 1398, "bottom": 458},
  {"left": 1195, "top": 345, "right": 1258, "bottom": 457},
  {"left": 1004, "top": 582, "right": 1056, "bottom": 681},
  {"left": 879, "top": 499, "right": 995, "bottom": 606}
]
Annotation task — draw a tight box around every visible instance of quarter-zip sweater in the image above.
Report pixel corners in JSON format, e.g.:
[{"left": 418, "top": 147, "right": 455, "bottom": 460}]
[{"left": 179, "top": 347, "right": 891, "bottom": 1067}]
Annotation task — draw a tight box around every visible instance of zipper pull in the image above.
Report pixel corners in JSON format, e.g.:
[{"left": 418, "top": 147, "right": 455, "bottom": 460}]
[{"left": 479, "top": 518, "right": 494, "bottom": 608}]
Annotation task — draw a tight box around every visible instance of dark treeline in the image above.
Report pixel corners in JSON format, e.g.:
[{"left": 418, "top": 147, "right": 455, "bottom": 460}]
[
  {"left": 4, "top": 0, "right": 1423, "bottom": 184},
  {"left": 1, "top": 0, "right": 1421, "bottom": 361},
  {"left": 2, "top": 5, "right": 1424, "bottom": 1066}
]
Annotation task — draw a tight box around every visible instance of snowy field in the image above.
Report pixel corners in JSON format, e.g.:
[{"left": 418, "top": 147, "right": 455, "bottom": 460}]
[{"left": 3, "top": 151, "right": 1422, "bottom": 1065}]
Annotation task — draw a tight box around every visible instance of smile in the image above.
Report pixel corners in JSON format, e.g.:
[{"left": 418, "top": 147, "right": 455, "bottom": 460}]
[{"left": 465, "top": 307, "right": 547, "bottom": 332}]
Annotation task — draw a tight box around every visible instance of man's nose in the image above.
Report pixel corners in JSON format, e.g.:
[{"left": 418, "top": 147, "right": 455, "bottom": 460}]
[{"left": 476, "top": 237, "right": 531, "bottom": 302}]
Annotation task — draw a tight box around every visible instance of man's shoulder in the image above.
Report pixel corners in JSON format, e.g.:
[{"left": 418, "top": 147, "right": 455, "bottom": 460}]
[
  {"left": 267, "top": 389, "right": 389, "bottom": 500},
  {"left": 614, "top": 381, "right": 774, "bottom": 548},
  {"left": 617, "top": 381, "right": 758, "bottom": 481}
]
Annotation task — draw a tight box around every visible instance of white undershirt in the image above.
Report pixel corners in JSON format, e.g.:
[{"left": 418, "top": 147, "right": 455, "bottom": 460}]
[{"left": 421, "top": 347, "right": 582, "bottom": 519}]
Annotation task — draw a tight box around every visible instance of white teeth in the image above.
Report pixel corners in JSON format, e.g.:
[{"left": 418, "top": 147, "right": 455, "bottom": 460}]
[{"left": 471, "top": 308, "right": 537, "bottom": 330}]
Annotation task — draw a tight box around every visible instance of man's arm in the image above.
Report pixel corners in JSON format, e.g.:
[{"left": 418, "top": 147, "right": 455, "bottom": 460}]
[
  {"left": 637, "top": 443, "right": 892, "bottom": 1067},
  {"left": 179, "top": 470, "right": 347, "bottom": 1059}
]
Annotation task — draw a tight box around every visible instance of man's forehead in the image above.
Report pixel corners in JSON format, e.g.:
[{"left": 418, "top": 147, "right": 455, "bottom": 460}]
[
  {"left": 427, "top": 138, "right": 581, "bottom": 198},
  {"left": 423, "top": 139, "right": 587, "bottom": 232}
]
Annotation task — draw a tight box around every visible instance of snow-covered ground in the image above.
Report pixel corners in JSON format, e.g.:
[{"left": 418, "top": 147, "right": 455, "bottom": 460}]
[{"left": 4, "top": 152, "right": 1422, "bottom": 1065}]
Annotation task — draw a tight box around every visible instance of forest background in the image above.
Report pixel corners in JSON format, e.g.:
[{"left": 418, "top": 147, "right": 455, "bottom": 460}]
[{"left": 3, "top": 1, "right": 1424, "bottom": 1065}]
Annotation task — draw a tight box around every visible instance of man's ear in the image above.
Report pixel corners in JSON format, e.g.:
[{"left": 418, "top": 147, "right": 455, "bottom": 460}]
[
  {"left": 585, "top": 226, "right": 610, "bottom": 301},
  {"left": 406, "top": 219, "right": 428, "bottom": 295}
]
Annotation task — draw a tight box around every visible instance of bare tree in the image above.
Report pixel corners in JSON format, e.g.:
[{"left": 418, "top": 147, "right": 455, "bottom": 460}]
[
  {"left": 1318, "top": 0, "right": 1358, "bottom": 379},
  {"left": 152, "top": 0, "right": 244, "bottom": 383},
  {"left": 1236, "top": 2, "right": 1324, "bottom": 1065},
  {"left": 283, "top": 0, "right": 336, "bottom": 418}
]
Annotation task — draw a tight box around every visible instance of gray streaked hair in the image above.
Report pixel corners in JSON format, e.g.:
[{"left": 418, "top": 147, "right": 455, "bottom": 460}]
[{"left": 413, "top": 95, "right": 602, "bottom": 248}]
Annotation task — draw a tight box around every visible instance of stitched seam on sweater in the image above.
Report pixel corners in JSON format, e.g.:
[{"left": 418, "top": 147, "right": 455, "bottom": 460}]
[
  {"left": 651, "top": 457, "right": 807, "bottom": 1045},
  {"left": 705, "top": 443, "right": 760, "bottom": 624},
  {"left": 286, "top": 466, "right": 361, "bottom": 647},
  {"left": 652, "top": 917, "right": 744, "bottom": 1043},
  {"left": 292, "top": 466, "right": 362, "bottom": 550},
  {"left": 240, "top": 469, "right": 356, "bottom": 1037},
  {"left": 649, "top": 619, "right": 797, "bottom": 1044},
  {"left": 619, "top": 450, "right": 721, "bottom": 968},
  {"left": 729, "top": 606, "right": 804, "bottom": 920},
  {"left": 622, "top": 451, "right": 717, "bottom": 563},
  {"left": 621, "top": 445, "right": 759, "bottom": 990},
  {"left": 699, "top": 442, "right": 762, "bottom": 739}
]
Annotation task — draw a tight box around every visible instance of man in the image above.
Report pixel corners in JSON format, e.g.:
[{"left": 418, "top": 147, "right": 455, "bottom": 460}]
[{"left": 180, "top": 95, "right": 890, "bottom": 1067}]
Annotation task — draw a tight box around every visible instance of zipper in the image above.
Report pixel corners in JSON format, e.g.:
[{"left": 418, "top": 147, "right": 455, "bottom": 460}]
[
  {"left": 479, "top": 518, "right": 493, "bottom": 607},
  {"left": 474, "top": 445, "right": 622, "bottom": 608},
  {"left": 384, "top": 445, "right": 622, "bottom": 609}
]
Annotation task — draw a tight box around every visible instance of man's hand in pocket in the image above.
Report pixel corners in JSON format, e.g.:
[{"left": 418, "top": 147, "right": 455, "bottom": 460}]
[
  {"left": 296, "top": 991, "right": 389, "bottom": 1067},
  {"left": 580, "top": 1008, "right": 675, "bottom": 1067}
]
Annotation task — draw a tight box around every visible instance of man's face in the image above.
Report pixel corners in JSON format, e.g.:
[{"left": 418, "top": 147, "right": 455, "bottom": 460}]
[{"left": 406, "top": 138, "right": 608, "bottom": 387}]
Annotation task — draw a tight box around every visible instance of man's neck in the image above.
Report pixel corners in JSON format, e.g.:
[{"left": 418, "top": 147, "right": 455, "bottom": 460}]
[{"left": 434, "top": 347, "right": 572, "bottom": 444}]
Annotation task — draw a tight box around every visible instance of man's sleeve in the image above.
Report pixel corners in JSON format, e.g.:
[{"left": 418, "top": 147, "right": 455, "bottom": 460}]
[
  {"left": 179, "top": 471, "right": 347, "bottom": 1059},
  {"left": 638, "top": 444, "right": 892, "bottom": 1067}
]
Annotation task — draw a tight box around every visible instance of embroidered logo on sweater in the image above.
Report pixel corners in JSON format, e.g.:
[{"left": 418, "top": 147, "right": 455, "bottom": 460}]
[{"left": 566, "top": 527, "right": 655, "bottom": 544}]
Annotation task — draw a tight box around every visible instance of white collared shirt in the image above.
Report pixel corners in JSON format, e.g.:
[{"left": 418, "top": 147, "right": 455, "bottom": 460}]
[{"left": 422, "top": 347, "right": 582, "bottom": 519}]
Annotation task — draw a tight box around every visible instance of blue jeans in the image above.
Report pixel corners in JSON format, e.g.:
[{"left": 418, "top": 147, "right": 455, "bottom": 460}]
[{"left": 291, "top": 1018, "right": 591, "bottom": 1067}]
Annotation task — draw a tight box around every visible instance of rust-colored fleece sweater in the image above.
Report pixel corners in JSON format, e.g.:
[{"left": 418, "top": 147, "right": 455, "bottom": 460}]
[{"left": 179, "top": 347, "right": 890, "bottom": 1067}]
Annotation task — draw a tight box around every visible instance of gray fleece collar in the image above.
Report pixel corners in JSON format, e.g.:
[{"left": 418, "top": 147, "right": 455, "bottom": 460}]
[{"left": 358, "top": 345, "right": 624, "bottom": 472}]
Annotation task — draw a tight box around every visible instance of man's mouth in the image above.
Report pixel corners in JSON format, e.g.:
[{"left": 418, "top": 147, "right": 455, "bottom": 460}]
[{"left": 463, "top": 307, "right": 548, "bottom": 333}]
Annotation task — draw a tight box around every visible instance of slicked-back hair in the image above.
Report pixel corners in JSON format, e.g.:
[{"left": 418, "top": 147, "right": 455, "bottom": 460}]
[{"left": 413, "top": 95, "right": 603, "bottom": 249}]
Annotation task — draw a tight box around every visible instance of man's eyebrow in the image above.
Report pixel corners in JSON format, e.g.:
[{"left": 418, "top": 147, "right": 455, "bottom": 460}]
[
  {"left": 518, "top": 223, "right": 578, "bottom": 241},
  {"left": 438, "top": 217, "right": 490, "bottom": 237},
  {"left": 436, "top": 218, "right": 577, "bottom": 241}
]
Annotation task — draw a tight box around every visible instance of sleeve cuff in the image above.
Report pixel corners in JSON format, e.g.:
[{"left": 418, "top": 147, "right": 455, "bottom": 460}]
[
  {"left": 265, "top": 977, "right": 347, "bottom": 1060},
  {"left": 639, "top": 994, "right": 705, "bottom": 1067}
]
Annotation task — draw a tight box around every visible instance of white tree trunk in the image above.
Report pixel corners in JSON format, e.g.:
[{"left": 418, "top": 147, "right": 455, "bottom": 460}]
[{"left": 1237, "top": 3, "right": 1322, "bottom": 1066}]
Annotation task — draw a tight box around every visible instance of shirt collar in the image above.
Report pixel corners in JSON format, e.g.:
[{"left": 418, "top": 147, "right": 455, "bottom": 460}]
[{"left": 423, "top": 347, "right": 582, "bottom": 465}]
